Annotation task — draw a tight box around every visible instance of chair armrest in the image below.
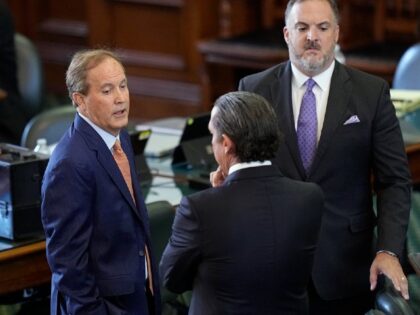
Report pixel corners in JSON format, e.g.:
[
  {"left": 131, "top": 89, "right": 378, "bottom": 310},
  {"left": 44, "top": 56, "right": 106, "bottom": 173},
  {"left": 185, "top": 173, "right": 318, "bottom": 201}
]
[{"left": 375, "top": 285, "right": 415, "bottom": 315}]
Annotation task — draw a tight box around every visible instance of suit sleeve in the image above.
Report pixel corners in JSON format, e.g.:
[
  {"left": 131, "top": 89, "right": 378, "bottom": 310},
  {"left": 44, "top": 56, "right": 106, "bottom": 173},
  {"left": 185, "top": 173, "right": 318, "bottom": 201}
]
[
  {"left": 372, "top": 82, "right": 411, "bottom": 257},
  {"left": 159, "top": 196, "right": 201, "bottom": 294},
  {"left": 41, "top": 158, "right": 107, "bottom": 315}
]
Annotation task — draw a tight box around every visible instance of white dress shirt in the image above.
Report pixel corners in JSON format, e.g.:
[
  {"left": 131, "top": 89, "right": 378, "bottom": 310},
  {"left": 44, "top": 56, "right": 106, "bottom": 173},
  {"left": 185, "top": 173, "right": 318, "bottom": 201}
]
[
  {"left": 228, "top": 160, "right": 272, "bottom": 175},
  {"left": 291, "top": 61, "right": 335, "bottom": 143},
  {"left": 78, "top": 112, "right": 149, "bottom": 278}
]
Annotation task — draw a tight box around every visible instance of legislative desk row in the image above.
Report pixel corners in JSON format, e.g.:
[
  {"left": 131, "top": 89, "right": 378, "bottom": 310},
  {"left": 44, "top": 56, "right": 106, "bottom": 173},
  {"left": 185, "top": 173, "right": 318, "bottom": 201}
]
[
  {"left": 0, "top": 156, "right": 196, "bottom": 296},
  {"left": 2, "top": 141, "right": 420, "bottom": 296}
]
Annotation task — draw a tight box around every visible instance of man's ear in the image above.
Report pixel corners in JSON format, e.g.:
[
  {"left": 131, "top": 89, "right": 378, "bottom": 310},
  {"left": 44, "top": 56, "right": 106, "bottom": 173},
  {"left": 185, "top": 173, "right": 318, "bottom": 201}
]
[
  {"left": 222, "top": 134, "right": 235, "bottom": 155},
  {"left": 283, "top": 26, "right": 290, "bottom": 44},
  {"left": 73, "top": 92, "right": 84, "bottom": 111}
]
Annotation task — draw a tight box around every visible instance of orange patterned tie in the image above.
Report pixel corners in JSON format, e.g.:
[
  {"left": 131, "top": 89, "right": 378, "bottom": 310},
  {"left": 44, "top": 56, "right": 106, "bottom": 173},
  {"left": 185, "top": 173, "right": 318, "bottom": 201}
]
[
  {"left": 113, "top": 139, "right": 154, "bottom": 295},
  {"left": 113, "top": 139, "right": 134, "bottom": 200}
]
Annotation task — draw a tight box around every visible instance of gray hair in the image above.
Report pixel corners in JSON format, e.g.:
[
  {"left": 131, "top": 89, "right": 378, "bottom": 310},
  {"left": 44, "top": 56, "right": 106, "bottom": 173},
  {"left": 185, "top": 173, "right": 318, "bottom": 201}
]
[
  {"left": 65, "top": 49, "right": 124, "bottom": 106},
  {"left": 285, "top": 0, "right": 340, "bottom": 25},
  {"left": 212, "top": 91, "right": 282, "bottom": 162}
]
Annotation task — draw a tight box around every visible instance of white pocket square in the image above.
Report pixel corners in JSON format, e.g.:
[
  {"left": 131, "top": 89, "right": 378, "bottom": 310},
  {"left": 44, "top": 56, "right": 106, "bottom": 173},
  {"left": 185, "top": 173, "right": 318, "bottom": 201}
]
[{"left": 343, "top": 115, "right": 360, "bottom": 125}]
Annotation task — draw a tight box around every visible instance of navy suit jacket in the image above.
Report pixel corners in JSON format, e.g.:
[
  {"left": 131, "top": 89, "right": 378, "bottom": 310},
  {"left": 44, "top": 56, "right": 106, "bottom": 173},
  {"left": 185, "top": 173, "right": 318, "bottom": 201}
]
[
  {"left": 160, "top": 165, "right": 324, "bottom": 315},
  {"left": 239, "top": 61, "right": 411, "bottom": 299},
  {"left": 41, "top": 114, "right": 161, "bottom": 315}
]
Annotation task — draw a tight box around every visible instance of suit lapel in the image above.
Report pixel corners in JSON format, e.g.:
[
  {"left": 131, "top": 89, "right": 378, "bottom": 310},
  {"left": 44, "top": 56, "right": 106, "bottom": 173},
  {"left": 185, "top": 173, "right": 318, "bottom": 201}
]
[
  {"left": 309, "top": 62, "right": 352, "bottom": 176},
  {"left": 121, "top": 133, "right": 149, "bottom": 223},
  {"left": 97, "top": 148, "right": 139, "bottom": 213},
  {"left": 74, "top": 115, "right": 140, "bottom": 219},
  {"left": 272, "top": 62, "right": 306, "bottom": 178}
]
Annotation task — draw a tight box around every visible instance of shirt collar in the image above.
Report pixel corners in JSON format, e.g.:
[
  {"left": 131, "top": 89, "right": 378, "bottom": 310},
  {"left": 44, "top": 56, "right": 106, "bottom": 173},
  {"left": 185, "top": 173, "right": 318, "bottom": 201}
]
[
  {"left": 78, "top": 112, "right": 119, "bottom": 150},
  {"left": 228, "top": 160, "right": 272, "bottom": 175},
  {"left": 291, "top": 60, "right": 335, "bottom": 91}
]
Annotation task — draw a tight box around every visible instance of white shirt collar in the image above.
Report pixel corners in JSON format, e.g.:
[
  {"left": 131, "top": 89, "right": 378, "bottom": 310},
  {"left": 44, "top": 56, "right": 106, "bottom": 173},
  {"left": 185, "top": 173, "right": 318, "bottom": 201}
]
[
  {"left": 291, "top": 60, "right": 335, "bottom": 91},
  {"left": 78, "top": 112, "right": 119, "bottom": 150},
  {"left": 228, "top": 160, "right": 272, "bottom": 175}
]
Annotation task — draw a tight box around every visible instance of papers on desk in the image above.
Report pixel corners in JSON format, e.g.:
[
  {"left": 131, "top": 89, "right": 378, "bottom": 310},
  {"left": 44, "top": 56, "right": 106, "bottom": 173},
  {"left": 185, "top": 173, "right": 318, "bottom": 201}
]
[
  {"left": 391, "top": 89, "right": 420, "bottom": 145},
  {"left": 144, "top": 176, "right": 183, "bottom": 206},
  {"left": 391, "top": 89, "right": 420, "bottom": 118},
  {"left": 136, "top": 117, "right": 186, "bottom": 158}
]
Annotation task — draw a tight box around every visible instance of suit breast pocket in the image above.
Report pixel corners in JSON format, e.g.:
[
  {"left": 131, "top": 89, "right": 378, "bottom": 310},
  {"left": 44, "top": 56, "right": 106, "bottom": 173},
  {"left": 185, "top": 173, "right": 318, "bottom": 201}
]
[{"left": 333, "top": 121, "right": 370, "bottom": 153}]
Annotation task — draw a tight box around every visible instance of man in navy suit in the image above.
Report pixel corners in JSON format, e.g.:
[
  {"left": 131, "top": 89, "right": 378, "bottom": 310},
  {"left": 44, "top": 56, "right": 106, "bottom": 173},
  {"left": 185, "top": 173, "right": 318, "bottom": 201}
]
[
  {"left": 238, "top": 0, "right": 411, "bottom": 314},
  {"left": 160, "top": 91, "right": 324, "bottom": 314},
  {"left": 41, "top": 49, "right": 160, "bottom": 315}
]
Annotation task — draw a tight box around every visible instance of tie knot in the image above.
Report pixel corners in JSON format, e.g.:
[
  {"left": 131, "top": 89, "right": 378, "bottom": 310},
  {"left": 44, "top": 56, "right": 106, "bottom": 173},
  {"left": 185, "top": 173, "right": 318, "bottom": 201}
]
[
  {"left": 306, "top": 78, "right": 316, "bottom": 90},
  {"left": 113, "top": 139, "right": 123, "bottom": 153}
]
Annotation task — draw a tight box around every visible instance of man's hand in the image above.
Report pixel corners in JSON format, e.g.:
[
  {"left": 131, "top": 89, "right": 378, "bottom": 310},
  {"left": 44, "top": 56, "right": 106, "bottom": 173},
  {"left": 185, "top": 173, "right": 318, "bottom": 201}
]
[
  {"left": 210, "top": 166, "right": 226, "bottom": 187},
  {"left": 370, "top": 252, "right": 409, "bottom": 299},
  {"left": 0, "top": 88, "right": 7, "bottom": 101}
]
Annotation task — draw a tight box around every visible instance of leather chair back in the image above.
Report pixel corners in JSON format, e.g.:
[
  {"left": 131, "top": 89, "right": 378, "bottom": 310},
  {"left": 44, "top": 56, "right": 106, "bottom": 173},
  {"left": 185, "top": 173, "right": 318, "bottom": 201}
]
[
  {"left": 147, "top": 200, "right": 175, "bottom": 263},
  {"left": 20, "top": 106, "right": 76, "bottom": 149},
  {"left": 393, "top": 43, "right": 420, "bottom": 89},
  {"left": 146, "top": 200, "right": 191, "bottom": 313},
  {"left": 15, "top": 33, "right": 44, "bottom": 118},
  {"left": 374, "top": 286, "right": 415, "bottom": 315}
]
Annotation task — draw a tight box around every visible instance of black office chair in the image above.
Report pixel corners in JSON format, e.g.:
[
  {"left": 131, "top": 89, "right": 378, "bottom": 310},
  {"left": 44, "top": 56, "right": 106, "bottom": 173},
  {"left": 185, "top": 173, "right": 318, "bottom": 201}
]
[
  {"left": 393, "top": 43, "right": 420, "bottom": 90},
  {"left": 14, "top": 33, "right": 44, "bottom": 118},
  {"left": 146, "top": 200, "right": 189, "bottom": 315},
  {"left": 369, "top": 189, "right": 420, "bottom": 315},
  {"left": 20, "top": 105, "right": 76, "bottom": 150},
  {"left": 405, "top": 191, "right": 420, "bottom": 313},
  {"left": 147, "top": 200, "right": 176, "bottom": 266},
  {"left": 372, "top": 283, "right": 415, "bottom": 315}
]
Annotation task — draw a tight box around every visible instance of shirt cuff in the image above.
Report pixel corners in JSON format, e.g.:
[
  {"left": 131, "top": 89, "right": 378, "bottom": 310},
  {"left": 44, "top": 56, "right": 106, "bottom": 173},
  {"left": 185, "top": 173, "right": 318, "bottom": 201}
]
[{"left": 377, "top": 250, "right": 398, "bottom": 258}]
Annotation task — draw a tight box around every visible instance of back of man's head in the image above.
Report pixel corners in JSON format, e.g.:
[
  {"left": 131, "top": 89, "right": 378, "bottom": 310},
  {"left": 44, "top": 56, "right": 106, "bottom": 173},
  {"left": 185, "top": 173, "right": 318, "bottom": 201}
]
[{"left": 213, "top": 91, "right": 282, "bottom": 162}]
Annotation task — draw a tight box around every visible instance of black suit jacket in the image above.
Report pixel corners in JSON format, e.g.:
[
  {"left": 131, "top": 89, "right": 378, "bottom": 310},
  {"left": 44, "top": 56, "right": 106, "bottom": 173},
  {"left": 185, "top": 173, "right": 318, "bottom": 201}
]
[
  {"left": 160, "top": 165, "right": 324, "bottom": 315},
  {"left": 239, "top": 61, "right": 411, "bottom": 299},
  {"left": 42, "top": 114, "right": 161, "bottom": 315}
]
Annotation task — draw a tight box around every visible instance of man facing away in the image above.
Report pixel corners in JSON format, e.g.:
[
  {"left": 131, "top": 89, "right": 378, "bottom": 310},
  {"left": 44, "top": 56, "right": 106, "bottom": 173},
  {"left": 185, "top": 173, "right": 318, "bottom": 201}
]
[
  {"left": 160, "top": 91, "right": 324, "bottom": 315},
  {"left": 238, "top": 0, "right": 411, "bottom": 314},
  {"left": 41, "top": 49, "right": 161, "bottom": 315}
]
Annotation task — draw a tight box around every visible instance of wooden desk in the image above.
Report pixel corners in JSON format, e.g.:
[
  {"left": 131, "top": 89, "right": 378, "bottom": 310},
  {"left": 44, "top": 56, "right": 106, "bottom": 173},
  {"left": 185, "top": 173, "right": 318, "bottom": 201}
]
[
  {"left": 0, "top": 169, "right": 194, "bottom": 296},
  {"left": 0, "top": 239, "right": 50, "bottom": 295},
  {"left": 1, "top": 143, "right": 420, "bottom": 296}
]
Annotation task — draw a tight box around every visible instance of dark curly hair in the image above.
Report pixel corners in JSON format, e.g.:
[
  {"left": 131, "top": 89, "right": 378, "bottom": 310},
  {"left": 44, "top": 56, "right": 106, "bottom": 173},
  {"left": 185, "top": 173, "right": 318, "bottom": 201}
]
[{"left": 212, "top": 91, "right": 283, "bottom": 162}]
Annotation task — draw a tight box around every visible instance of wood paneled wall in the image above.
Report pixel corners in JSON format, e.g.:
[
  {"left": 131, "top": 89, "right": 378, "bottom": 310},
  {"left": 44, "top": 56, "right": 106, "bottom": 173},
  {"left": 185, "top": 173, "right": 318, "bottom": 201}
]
[
  {"left": 7, "top": 0, "right": 220, "bottom": 120},
  {"left": 6, "top": 0, "right": 419, "bottom": 119}
]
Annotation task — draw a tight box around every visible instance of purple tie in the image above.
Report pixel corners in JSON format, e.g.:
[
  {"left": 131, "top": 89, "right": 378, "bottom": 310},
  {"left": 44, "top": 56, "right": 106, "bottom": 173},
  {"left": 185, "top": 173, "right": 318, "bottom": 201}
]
[{"left": 297, "top": 78, "right": 317, "bottom": 174}]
